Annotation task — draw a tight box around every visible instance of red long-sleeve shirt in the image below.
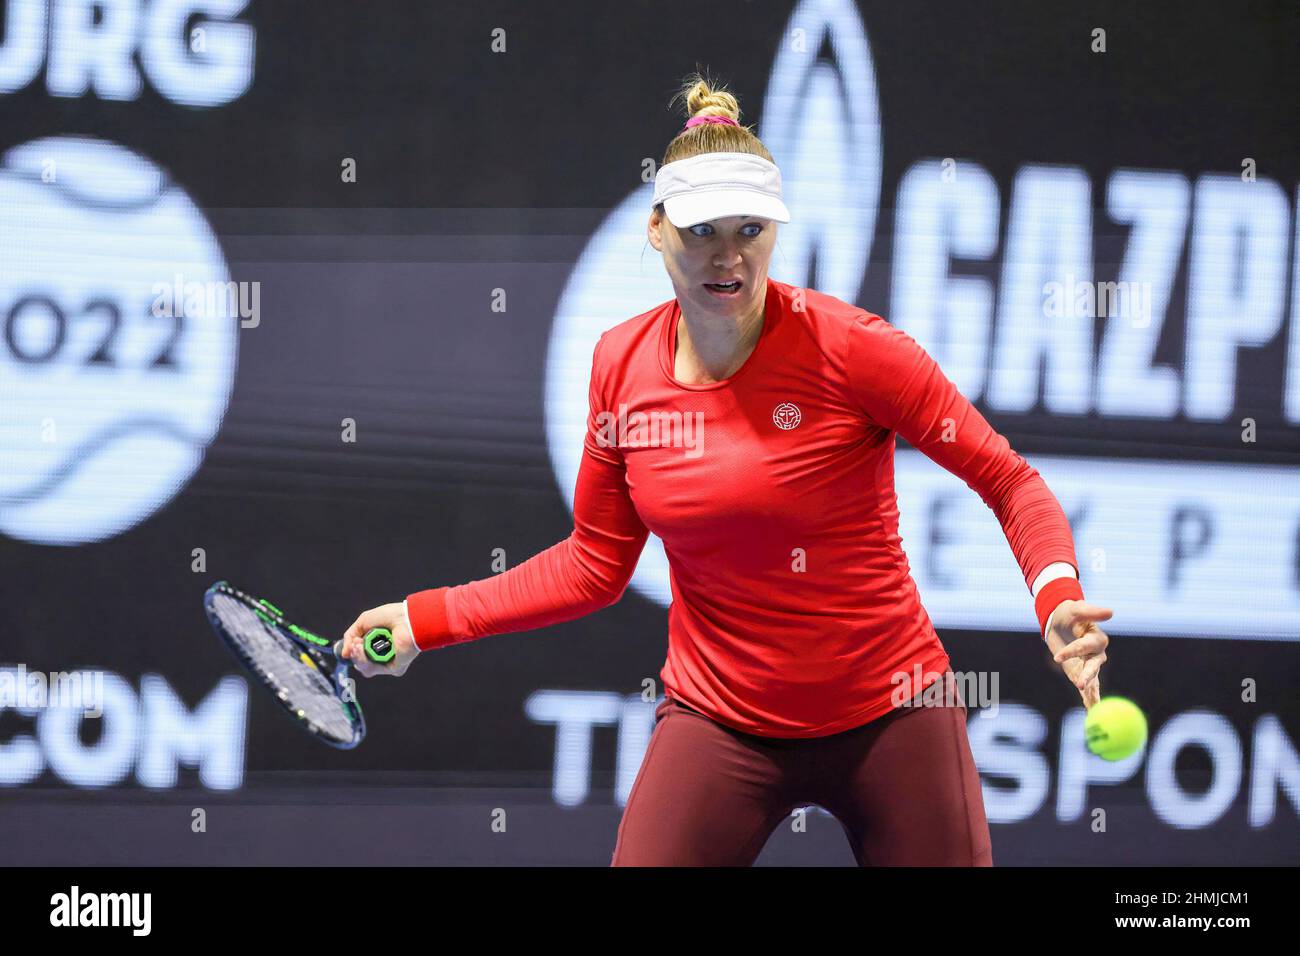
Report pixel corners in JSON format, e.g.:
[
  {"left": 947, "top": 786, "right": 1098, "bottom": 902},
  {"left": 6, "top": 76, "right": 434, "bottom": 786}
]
[{"left": 407, "top": 277, "right": 1084, "bottom": 737}]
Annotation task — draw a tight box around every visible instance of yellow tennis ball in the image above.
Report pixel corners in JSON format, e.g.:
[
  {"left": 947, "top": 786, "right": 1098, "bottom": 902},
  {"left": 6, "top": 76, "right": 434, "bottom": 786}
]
[{"left": 1085, "top": 696, "right": 1148, "bottom": 760}]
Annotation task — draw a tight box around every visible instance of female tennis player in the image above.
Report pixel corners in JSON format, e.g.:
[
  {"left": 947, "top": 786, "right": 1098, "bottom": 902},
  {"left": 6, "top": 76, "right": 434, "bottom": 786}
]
[{"left": 341, "top": 75, "right": 1113, "bottom": 866}]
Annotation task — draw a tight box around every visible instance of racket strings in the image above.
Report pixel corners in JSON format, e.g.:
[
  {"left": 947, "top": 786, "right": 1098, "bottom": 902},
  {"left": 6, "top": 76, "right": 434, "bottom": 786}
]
[{"left": 210, "top": 591, "right": 358, "bottom": 745}]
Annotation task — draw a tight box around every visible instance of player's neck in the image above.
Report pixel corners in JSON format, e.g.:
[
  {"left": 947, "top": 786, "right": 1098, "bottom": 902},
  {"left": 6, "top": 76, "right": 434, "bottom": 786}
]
[{"left": 674, "top": 288, "right": 767, "bottom": 385}]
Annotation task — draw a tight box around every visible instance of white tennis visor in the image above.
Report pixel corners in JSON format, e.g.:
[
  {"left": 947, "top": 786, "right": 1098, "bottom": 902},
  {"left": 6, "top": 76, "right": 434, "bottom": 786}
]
[{"left": 651, "top": 151, "right": 791, "bottom": 228}]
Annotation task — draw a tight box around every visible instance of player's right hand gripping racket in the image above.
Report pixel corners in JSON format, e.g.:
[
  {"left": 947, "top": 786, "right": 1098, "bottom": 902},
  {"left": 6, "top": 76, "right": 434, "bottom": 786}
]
[{"left": 203, "top": 581, "right": 395, "bottom": 749}]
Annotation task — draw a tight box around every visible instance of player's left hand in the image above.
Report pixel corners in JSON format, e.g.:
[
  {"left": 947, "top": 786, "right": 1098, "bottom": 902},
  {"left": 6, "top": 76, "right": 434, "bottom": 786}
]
[
  {"left": 340, "top": 602, "right": 419, "bottom": 678},
  {"left": 1048, "top": 600, "right": 1112, "bottom": 710}
]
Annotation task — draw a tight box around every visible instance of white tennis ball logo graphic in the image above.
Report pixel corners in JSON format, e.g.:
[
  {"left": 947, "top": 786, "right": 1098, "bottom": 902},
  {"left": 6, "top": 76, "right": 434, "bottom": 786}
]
[{"left": 0, "top": 136, "right": 237, "bottom": 546}]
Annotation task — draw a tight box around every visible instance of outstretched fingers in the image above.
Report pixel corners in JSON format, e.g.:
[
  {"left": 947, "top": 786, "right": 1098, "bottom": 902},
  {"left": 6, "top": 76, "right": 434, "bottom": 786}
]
[
  {"left": 1054, "top": 629, "right": 1108, "bottom": 662},
  {"left": 1071, "top": 602, "right": 1114, "bottom": 623}
]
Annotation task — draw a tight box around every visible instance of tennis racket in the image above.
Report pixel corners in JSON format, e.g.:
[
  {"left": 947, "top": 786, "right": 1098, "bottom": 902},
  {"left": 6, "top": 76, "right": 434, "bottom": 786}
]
[{"left": 203, "top": 580, "right": 396, "bottom": 749}]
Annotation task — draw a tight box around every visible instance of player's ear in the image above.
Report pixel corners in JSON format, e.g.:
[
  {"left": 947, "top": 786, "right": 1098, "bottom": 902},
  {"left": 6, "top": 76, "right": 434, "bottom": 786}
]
[{"left": 648, "top": 206, "right": 664, "bottom": 250}]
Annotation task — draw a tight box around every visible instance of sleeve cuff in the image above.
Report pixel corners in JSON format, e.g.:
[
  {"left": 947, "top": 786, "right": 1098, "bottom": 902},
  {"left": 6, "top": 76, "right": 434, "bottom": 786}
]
[
  {"left": 402, "top": 599, "right": 419, "bottom": 655},
  {"left": 1030, "top": 561, "right": 1078, "bottom": 596},
  {"left": 1034, "top": 576, "right": 1085, "bottom": 639},
  {"left": 405, "top": 587, "right": 458, "bottom": 651}
]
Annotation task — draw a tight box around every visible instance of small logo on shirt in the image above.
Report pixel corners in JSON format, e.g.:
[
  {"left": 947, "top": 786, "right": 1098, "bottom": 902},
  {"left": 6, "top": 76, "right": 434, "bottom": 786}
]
[{"left": 772, "top": 402, "right": 801, "bottom": 430}]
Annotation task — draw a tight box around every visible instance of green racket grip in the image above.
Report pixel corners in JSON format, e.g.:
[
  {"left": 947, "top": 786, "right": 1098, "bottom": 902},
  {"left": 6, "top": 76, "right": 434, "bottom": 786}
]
[
  {"left": 363, "top": 628, "right": 396, "bottom": 663},
  {"left": 332, "top": 628, "right": 396, "bottom": 665}
]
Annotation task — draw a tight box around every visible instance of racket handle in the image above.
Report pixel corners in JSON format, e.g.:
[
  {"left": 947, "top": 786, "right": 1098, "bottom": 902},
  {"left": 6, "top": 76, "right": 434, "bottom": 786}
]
[
  {"left": 332, "top": 628, "right": 397, "bottom": 665},
  {"left": 363, "top": 628, "right": 396, "bottom": 663}
]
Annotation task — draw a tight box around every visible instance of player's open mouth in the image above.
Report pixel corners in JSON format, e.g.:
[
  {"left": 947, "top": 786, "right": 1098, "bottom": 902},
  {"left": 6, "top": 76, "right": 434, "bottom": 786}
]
[{"left": 704, "top": 280, "right": 743, "bottom": 297}]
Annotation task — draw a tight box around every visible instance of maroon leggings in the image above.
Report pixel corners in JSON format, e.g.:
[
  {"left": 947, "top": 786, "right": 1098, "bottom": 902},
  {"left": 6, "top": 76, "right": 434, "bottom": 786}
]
[{"left": 611, "top": 679, "right": 993, "bottom": 867}]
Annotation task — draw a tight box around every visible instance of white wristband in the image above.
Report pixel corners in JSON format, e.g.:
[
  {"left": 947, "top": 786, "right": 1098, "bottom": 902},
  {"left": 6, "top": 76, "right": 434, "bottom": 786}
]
[{"left": 1031, "top": 562, "right": 1078, "bottom": 640}]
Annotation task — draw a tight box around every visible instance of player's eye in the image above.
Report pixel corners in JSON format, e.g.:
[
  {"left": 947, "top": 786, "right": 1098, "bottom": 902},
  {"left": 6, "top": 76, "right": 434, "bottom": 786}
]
[{"left": 688, "top": 222, "right": 764, "bottom": 238}]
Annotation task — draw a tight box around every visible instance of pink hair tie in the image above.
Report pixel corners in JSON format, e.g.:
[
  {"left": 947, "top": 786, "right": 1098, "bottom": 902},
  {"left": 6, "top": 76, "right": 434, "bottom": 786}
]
[{"left": 684, "top": 115, "right": 740, "bottom": 130}]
